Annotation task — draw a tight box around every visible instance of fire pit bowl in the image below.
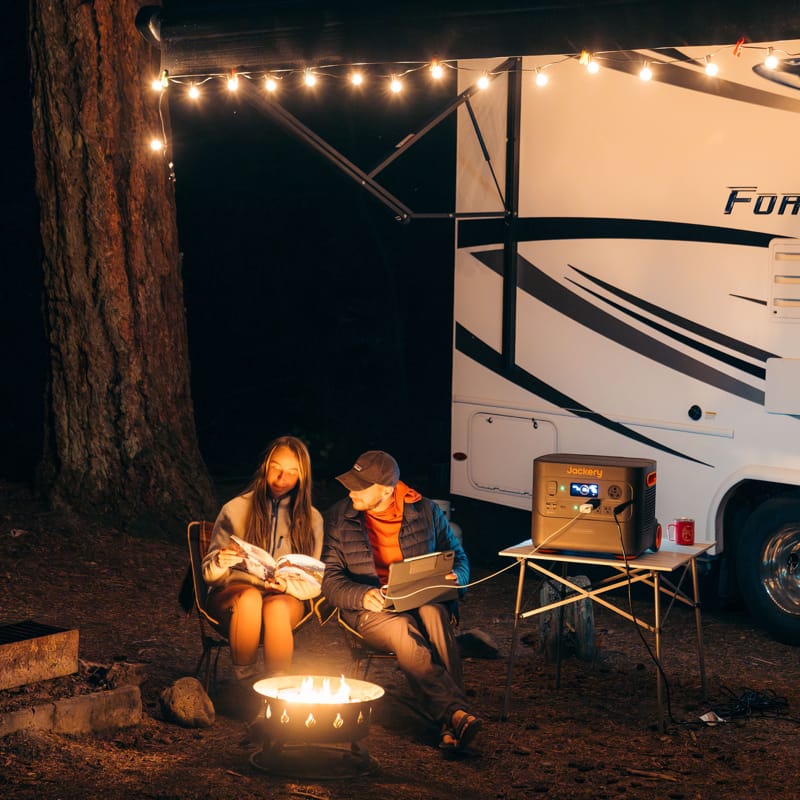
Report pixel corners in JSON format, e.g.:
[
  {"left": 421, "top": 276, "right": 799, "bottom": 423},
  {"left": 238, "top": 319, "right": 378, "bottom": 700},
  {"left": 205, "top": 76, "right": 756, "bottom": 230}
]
[{"left": 249, "top": 674, "right": 385, "bottom": 779}]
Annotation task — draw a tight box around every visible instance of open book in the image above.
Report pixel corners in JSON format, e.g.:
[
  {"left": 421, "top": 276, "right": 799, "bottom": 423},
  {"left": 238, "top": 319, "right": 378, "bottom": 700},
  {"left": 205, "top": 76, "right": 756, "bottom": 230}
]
[{"left": 228, "top": 535, "right": 324, "bottom": 593}]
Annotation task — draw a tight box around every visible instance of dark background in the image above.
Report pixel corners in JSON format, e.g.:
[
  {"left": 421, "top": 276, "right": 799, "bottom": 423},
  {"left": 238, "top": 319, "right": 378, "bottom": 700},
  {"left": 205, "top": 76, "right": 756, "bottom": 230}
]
[{"left": 1, "top": 3, "right": 460, "bottom": 502}]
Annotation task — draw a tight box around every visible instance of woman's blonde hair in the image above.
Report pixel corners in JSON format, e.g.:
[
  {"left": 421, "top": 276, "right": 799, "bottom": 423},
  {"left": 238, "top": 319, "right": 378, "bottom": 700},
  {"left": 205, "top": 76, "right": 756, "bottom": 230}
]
[{"left": 243, "top": 435, "right": 316, "bottom": 555}]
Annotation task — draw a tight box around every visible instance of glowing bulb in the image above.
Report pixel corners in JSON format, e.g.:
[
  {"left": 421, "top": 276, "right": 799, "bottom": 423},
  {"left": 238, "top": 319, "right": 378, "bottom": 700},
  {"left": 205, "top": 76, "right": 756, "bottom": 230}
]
[
  {"left": 265, "top": 76, "right": 278, "bottom": 92},
  {"left": 587, "top": 59, "right": 600, "bottom": 74},
  {"left": 765, "top": 49, "right": 779, "bottom": 70},
  {"left": 430, "top": 61, "right": 444, "bottom": 80},
  {"left": 149, "top": 138, "right": 164, "bottom": 152},
  {"left": 390, "top": 75, "right": 403, "bottom": 93},
  {"left": 535, "top": 70, "right": 549, "bottom": 87},
  {"left": 350, "top": 70, "right": 364, "bottom": 86},
  {"left": 704, "top": 57, "right": 718, "bottom": 77},
  {"left": 227, "top": 73, "right": 239, "bottom": 91},
  {"left": 304, "top": 69, "right": 317, "bottom": 87},
  {"left": 639, "top": 64, "right": 653, "bottom": 81},
  {"left": 477, "top": 73, "right": 490, "bottom": 90},
  {"left": 151, "top": 70, "right": 168, "bottom": 91},
  {"left": 188, "top": 83, "right": 200, "bottom": 99}
]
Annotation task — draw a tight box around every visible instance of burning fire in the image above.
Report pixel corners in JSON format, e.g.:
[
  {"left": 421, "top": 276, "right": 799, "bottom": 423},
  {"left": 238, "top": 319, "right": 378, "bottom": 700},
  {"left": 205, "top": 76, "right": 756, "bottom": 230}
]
[{"left": 273, "top": 675, "right": 352, "bottom": 704}]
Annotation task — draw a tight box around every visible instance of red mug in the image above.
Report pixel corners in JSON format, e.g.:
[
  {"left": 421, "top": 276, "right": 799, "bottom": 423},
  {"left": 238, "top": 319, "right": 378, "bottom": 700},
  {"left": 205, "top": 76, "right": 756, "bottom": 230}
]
[{"left": 668, "top": 518, "right": 695, "bottom": 545}]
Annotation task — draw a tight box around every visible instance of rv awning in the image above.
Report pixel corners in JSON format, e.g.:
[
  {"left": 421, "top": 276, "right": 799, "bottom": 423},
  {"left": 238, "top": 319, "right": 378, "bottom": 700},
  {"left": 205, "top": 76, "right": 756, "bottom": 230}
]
[{"left": 137, "top": 1, "right": 800, "bottom": 78}]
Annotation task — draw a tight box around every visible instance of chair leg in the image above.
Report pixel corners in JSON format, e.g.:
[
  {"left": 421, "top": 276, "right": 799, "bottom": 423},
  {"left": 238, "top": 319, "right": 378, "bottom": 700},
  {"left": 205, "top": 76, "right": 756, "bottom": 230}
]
[{"left": 195, "top": 646, "right": 212, "bottom": 693}]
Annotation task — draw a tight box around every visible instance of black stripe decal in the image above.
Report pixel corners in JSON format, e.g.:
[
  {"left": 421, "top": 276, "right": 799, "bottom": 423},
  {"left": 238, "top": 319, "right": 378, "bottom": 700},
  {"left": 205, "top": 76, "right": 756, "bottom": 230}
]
[
  {"left": 606, "top": 52, "right": 800, "bottom": 113},
  {"left": 454, "top": 322, "right": 712, "bottom": 467},
  {"left": 566, "top": 264, "right": 777, "bottom": 370},
  {"left": 474, "top": 248, "right": 765, "bottom": 405},
  {"left": 458, "top": 217, "right": 778, "bottom": 250}
]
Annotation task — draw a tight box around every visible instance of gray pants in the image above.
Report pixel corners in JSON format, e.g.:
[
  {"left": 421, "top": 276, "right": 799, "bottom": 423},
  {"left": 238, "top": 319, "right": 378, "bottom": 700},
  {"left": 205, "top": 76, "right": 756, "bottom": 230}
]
[{"left": 355, "top": 603, "right": 468, "bottom": 724}]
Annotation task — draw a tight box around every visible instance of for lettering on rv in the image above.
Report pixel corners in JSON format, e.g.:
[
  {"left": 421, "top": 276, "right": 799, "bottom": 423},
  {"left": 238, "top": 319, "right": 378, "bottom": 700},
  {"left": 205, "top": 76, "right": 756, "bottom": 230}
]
[{"left": 724, "top": 186, "right": 800, "bottom": 215}]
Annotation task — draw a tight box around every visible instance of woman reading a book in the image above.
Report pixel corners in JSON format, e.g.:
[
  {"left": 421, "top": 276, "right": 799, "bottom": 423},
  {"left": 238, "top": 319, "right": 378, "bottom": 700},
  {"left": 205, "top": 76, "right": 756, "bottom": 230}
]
[{"left": 202, "top": 435, "right": 324, "bottom": 686}]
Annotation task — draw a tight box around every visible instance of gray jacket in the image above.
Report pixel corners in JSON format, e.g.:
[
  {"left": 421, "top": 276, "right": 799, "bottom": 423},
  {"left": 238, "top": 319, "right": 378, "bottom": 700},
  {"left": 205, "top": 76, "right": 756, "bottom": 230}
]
[{"left": 322, "top": 493, "right": 468, "bottom": 627}]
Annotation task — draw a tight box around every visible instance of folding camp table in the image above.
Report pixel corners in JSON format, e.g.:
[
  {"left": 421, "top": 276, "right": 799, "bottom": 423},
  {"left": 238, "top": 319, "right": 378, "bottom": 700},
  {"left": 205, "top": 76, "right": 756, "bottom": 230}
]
[{"left": 499, "top": 539, "right": 714, "bottom": 731}]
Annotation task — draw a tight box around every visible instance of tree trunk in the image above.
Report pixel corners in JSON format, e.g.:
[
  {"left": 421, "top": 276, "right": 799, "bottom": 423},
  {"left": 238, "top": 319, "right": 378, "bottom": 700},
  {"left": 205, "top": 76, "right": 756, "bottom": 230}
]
[{"left": 28, "top": 0, "right": 216, "bottom": 534}]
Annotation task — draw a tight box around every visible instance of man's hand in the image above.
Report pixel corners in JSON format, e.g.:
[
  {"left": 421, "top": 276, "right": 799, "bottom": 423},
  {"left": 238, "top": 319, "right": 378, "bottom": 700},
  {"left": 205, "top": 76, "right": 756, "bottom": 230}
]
[{"left": 362, "top": 588, "right": 385, "bottom": 612}]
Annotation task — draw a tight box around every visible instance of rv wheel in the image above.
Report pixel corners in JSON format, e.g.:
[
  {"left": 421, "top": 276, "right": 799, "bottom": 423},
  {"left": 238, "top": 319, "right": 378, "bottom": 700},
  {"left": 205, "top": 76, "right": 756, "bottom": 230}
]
[{"left": 736, "top": 498, "right": 800, "bottom": 646}]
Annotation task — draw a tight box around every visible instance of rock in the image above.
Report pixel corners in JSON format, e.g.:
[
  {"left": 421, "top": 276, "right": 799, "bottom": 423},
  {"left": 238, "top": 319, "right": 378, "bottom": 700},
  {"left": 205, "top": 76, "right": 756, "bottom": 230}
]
[
  {"left": 107, "top": 661, "right": 147, "bottom": 688},
  {"left": 159, "top": 677, "right": 215, "bottom": 728}
]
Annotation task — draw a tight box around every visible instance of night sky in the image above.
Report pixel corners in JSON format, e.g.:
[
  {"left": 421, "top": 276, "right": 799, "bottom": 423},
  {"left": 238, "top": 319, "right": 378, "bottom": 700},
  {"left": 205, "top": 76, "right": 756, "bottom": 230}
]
[{"left": 1, "top": 4, "right": 458, "bottom": 501}]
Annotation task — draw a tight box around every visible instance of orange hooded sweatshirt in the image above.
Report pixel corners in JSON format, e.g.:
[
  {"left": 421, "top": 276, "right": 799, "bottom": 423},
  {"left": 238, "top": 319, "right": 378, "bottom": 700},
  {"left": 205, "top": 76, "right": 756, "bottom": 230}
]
[{"left": 363, "top": 481, "right": 422, "bottom": 583}]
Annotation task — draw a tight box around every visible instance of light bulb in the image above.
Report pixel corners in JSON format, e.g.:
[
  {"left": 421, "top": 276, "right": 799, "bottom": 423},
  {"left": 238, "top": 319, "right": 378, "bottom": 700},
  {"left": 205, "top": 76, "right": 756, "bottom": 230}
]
[
  {"left": 265, "top": 76, "right": 278, "bottom": 92},
  {"left": 430, "top": 61, "right": 444, "bottom": 80},
  {"left": 188, "top": 83, "right": 200, "bottom": 99},
  {"left": 639, "top": 64, "right": 652, "bottom": 81},
  {"left": 705, "top": 57, "right": 718, "bottom": 77},
  {"left": 587, "top": 59, "right": 600, "bottom": 74},
  {"left": 304, "top": 69, "right": 317, "bottom": 87},
  {"left": 151, "top": 77, "right": 164, "bottom": 91},
  {"left": 765, "top": 49, "right": 779, "bottom": 70},
  {"left": 477, "top": 73, "right": 490, "bottom": 90},
  {"left": 149, "top": 138, "right": 165, "bottom": 152},
  {"left": 390, "top": 75, "right": 403, "bottom": 93},
  {"left": 535, "top": 70, "right": 549, "bottom": 87},
  {"left": 227, "top": 73, "right": 239, "bottom": 91},
  {"left": 350, "top": 70, "right": 364, "bottom": 86}
]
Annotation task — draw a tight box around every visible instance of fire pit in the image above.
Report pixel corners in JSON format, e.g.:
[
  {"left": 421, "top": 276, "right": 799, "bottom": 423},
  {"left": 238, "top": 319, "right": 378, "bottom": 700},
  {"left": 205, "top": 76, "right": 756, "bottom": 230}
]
[{"left": 249, "top": 674, "right": 385, "bottom": 779}]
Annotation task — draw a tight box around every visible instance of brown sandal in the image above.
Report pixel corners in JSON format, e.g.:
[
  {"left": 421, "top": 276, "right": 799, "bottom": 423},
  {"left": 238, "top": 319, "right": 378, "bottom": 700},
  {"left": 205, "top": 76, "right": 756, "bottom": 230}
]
[{"left": 452, "top": 710, "right": 482, "bottom": 750}]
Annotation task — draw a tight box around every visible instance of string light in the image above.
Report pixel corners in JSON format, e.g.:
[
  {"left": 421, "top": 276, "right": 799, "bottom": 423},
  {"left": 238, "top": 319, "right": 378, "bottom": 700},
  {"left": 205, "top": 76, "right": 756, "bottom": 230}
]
[
  {"left": 147, "top": 43, "right": 797, "bottom": 155},
  {"left": 579, "top": 50, "right": 600, "bottom": 73},
  {"left": 764, "top": 47, "right": 779, "bottom": 69},
  {"left": 151, "top": 69, "right": 169, "bottom": 91}
]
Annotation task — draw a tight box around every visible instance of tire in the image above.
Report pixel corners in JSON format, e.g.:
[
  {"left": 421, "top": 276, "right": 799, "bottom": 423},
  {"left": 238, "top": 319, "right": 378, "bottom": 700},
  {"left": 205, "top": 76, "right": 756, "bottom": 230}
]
[{"left": 736, "top": 497, "right": 800, "bottom": 645}]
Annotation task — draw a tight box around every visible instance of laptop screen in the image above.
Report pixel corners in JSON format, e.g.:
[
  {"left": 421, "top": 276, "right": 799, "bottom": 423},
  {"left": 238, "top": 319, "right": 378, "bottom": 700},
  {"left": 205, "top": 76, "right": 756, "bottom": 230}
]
[{"left": 382, "top": 551, "right": 458, "bottom": 612}]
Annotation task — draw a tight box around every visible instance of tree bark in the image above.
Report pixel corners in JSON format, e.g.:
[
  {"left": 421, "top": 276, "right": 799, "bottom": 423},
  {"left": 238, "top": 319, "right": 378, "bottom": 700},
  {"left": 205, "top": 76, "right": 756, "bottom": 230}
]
[{"left": 28, "top": 0, "right": 216, "bottom": 534}]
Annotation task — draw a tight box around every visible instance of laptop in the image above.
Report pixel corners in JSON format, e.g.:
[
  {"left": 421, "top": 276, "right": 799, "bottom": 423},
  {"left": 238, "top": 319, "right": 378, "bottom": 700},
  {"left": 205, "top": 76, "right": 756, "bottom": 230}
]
[{"left": 381, "top": 551, "right": 458, "bottom": 612}]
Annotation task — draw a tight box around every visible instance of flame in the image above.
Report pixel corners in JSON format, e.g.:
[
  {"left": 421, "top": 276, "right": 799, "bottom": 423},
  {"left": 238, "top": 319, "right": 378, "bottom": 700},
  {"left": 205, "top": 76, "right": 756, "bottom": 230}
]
[{"left": 276, "top": 675, "right": 353, "bottom": 704}]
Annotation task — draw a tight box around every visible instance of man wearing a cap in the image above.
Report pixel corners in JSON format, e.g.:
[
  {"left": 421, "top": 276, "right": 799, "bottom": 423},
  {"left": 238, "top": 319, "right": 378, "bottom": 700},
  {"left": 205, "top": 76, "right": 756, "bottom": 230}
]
[{"left": 322, "top": 450, "right": 481, "bottom": 753}]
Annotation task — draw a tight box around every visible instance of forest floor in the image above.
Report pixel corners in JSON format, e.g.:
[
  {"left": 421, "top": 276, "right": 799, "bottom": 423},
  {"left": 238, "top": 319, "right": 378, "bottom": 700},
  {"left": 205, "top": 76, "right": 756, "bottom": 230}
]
[{"left": 1, "top": 480, "right": 799, "bottom": 800}]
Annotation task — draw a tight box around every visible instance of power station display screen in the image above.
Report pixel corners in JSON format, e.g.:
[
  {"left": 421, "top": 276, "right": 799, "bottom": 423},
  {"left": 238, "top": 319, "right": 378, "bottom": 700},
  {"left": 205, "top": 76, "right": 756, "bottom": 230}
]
[{"left": 570, "top": 482, "right": 599, "bottom": 498}]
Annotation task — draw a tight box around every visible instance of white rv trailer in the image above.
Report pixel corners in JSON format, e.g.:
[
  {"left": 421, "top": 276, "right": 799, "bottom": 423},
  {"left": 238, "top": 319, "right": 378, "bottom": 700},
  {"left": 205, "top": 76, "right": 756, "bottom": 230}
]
[{"left": 451, "top": 42, "right": 800, "bottom": 643}]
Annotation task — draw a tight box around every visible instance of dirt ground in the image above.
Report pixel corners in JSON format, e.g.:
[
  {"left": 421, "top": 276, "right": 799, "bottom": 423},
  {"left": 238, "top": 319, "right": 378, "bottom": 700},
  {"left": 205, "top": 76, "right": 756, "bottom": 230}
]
[{"left": 1, "top": 480, "right": 799, "bottom": 800}]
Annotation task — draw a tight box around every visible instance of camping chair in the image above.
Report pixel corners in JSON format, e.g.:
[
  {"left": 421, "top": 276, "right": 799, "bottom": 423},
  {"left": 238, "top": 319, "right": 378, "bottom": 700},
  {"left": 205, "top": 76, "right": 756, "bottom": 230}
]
[
  {"left": 186, "top": 520, "right": 229, "bottom": 692},
  {"left": 185, "top": 520, "right": 319, "bottom": 693},
  {"left": 336, "top": 609, "right": 397, "bottom": 680}
]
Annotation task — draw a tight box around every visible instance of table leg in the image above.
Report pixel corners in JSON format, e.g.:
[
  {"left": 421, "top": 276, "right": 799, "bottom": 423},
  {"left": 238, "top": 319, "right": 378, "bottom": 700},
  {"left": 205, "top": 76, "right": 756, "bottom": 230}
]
[
  {"left": 502, "top": 558, "right": 527, "bottom": 720},
  {"left": 690, "top": 557, "right": 708, "bottom": 699},
  {"left": 653, "top": 571, "right": 665, "bottom": 732},
  {"left": 555, "top": 561, "right": 567, "bottom": 689}
]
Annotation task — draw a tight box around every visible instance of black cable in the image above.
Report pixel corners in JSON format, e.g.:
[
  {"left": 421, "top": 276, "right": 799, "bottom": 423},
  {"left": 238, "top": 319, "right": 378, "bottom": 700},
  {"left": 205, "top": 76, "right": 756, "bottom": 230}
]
[
  {"left": 709, "top": 685, "right": 790, "bottom": 720},
  {"left": 613, "top": 508, "right": 677, "bottom": 725}
]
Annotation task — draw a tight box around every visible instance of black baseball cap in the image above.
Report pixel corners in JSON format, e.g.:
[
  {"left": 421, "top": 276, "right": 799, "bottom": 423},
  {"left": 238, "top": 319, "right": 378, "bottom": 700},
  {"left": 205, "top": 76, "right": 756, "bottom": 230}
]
[{"left": 336, "top": 450, "right": 400, "bottom": 491}]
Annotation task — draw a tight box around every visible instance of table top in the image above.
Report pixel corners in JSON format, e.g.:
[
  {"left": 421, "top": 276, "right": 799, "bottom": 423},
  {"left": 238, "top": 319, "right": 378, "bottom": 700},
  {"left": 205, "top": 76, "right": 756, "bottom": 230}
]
[{"left": 498, "top": 539, "right": 715, "bottom": 572}]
